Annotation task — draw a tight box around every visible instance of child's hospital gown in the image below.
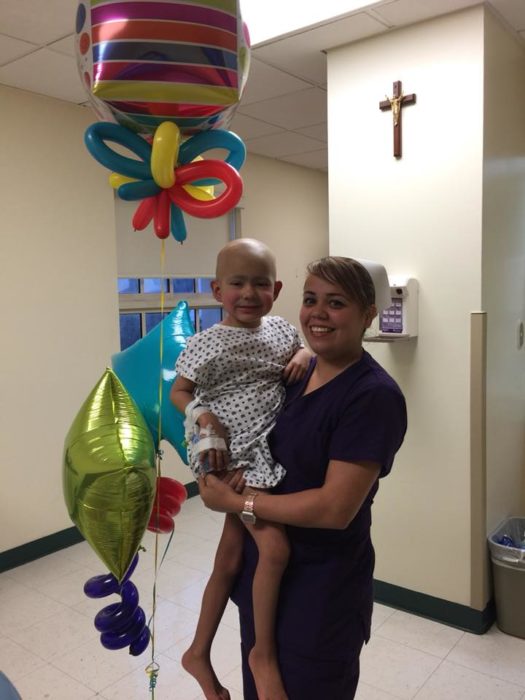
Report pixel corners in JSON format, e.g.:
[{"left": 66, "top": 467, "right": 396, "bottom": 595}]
[{"left": 175, "top": 316, "right": 302, "bottom": 488}]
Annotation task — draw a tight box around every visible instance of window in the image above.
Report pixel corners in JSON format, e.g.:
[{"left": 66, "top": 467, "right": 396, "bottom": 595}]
[
  {"left": 143, "top": 278, "right": 169, "bottom": 294},
  {"left": 119, "top": 312, "right": 141, "bottom": 350},
  {"left": 118, "top": 278, "right": 140, "bottom": 294},
  {"left": 118, "top": 277, "right": 222, "bottom": 350}
]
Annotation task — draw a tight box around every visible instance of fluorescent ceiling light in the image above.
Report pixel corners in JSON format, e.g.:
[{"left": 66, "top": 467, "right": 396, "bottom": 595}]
[{"left": 240, "top": 0, "right": 372, "bottom": 44}]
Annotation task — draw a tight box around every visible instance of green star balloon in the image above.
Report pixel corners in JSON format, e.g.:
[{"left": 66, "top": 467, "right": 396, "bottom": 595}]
[{"left": 63, "top": 368, "right": 156, "bottom": 582}]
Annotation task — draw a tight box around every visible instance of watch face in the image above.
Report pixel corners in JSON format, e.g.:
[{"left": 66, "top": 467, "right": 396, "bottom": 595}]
[{"left": 241, "top": 511, "right": 256, "bottom": 525}]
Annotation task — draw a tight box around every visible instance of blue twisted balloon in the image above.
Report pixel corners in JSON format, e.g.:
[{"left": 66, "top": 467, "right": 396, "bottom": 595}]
[{"left": 84, "top": 554, "right": 150, "bottom": 656}]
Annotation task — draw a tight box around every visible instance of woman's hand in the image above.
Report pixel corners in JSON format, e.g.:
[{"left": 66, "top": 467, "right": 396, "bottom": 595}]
[
  {"left": 283, "top": 347, "right": 313, "bottom": 384},
  {"left": 199, "top": 473, "right": 245, "bottom": 513},
  {"left": 220, "top": 468, "right": 246, "bottom": 493}
]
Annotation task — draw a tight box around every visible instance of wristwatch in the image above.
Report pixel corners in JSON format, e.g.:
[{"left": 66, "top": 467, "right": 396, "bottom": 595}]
[{"left": 241, "top": 492, "right": 258, "bottom": 525}]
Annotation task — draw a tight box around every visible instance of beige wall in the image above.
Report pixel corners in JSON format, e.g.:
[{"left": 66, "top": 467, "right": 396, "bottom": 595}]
[
  {"left": 328, "top": 7, "right": 486, "bottom": 606},
  {"left": 0, "top": 86, "right": 119, "bottom": 551},
  {"left": 240, "top": 153, "right": 329, "bottom": 328},
  {"left": 482, "top": 10, "right": 525, "bottom": 530},
  {"left": 0, "top": 87, "right": 328, "bottom": 549},
  {"left": 115, "top": 200, "right": 232, "bottom": 278}
]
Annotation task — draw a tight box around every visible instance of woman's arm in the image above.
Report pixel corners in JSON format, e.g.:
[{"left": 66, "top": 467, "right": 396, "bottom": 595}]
[{"left": 199, "top": 458, "right": 380, "bottom": 530}]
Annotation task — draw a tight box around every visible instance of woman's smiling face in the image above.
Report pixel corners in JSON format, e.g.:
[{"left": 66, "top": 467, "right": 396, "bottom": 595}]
[{"left": 300, "top": 274, "right": 376, "bottom": 363}]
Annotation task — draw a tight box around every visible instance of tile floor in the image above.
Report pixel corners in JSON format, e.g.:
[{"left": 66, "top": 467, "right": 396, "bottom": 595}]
[{"left": 2, "top": 497, "right": 525, "bottom": 699}]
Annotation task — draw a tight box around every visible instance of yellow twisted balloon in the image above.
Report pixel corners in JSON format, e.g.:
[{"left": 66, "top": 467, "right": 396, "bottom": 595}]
[
  {"left": 151, "top": 122, "right": 181, "bottom": 189},
  {"left": 108, "top": 123, "right": 214, "bottom": 200}
]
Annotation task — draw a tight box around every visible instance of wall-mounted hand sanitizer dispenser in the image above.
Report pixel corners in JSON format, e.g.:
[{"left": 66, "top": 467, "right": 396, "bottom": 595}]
[{"left": 365, "top": 277, "right": 418, "bottom": 342}]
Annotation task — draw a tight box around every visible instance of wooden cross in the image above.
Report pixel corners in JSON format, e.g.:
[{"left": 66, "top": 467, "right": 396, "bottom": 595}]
[{"left": 379, "top": 80, "right": 416, "bottom": 159}]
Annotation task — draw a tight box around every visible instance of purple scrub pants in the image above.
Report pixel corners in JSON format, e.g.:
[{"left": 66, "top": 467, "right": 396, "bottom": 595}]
[{"left": 238, "top": 606, "right": 363, "bottom": 699}]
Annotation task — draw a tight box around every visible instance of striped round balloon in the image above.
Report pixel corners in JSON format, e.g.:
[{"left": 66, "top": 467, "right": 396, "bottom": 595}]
[{"left": 75, "top": 0, "right": 250, "bottom": 135}]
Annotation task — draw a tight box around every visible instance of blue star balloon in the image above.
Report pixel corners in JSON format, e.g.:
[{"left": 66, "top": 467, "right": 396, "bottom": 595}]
[{"left": 112, "top": 301, "right": 194, "bottom": 460}]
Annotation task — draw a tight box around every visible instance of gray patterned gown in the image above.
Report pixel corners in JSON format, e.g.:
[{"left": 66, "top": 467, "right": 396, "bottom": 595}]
[{"left": 175, "top": 316, "right": 302, "bottom": 488}]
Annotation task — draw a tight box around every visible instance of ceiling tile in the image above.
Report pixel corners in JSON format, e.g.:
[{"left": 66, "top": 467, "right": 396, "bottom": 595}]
[
  {"left": 489, "top": 0, "right": 525, "bottom": 31},
  {"left": 240, "top": 57, "right": 313, "bottom": 105},
  {"left": 0, "top": 48, "right": 87, "bottom": 103},
  {"left": 254, "top": 12, "right": 389, "bottom": 84},
  {"left": 281, "top": 149, "right": 328, "bottom": 171},
  {"left": 254, "top": 40, "right": 326, "bottom": 85},
  {"left": 0, "top": 0, "right": 79, "bottom": 45},
  {"left": 294, "top": 122, "right": 327, "bottom": 142},
  {"left": 244, "top": 131, "right": 327, "bottom": 158},
  {"left": 229, "top": 112, "right": 285, "bottom": 140},
  {"left": 372, "top": 0, "right": 480, "bottom": 26},
  {"left": 48, "top": 33, "right": 76, "bottom": 57},
  {"left": 306, "top": 11, "right": 390, "bottom": 50},
  {"left": 239, "top": 87, "right": 327, "bottom": 130},
  {"left": 0, "top": 34, "right": 38, "bottom": 66}
]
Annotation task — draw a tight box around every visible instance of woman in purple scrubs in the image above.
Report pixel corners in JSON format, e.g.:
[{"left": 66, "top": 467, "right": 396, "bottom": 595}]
[{"left": 199, "top": 257, "right": 407, "bottom": 700}]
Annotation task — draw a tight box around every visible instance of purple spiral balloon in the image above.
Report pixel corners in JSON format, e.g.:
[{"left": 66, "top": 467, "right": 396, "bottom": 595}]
[{"left": 84, "top": 554, "right": 150, "bottom": 656}]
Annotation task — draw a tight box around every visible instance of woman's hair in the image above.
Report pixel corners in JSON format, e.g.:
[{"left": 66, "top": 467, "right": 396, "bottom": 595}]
[{"left": 306, "top": 257, "right": 375, "bottom": 311}]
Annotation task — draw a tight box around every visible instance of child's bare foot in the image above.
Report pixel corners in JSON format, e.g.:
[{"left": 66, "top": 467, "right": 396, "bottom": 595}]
[
  {"left": 248, "top": 647, "right": 288, "bottom": 700},
  {"left": 181, "top": 647, "right": 230, "bottom": 700}
]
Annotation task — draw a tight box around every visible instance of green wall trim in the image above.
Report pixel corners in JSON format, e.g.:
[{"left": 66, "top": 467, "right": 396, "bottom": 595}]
[
  {"left": 0, "top": 482, "right": 199, "bottom": 574},
  {"left": 374, "top": 579, "right": 495, "bottom": 634},
  {"left": 185, "top": 480, "right": 199, "bottom": 498},
  {"left": 0, "top": 526, "right": 84, "bottom": 573}
]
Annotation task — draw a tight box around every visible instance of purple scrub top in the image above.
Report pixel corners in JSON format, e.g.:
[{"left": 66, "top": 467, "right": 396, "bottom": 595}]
[{"left": 231, "top": 351, "right": 407, "bottom": 673}]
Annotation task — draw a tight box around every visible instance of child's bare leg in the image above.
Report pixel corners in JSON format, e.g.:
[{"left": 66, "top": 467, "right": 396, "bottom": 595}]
[
  {"left": 244, "top": 507, "right": 290, "bottom": 700},
  {"left": 182, "top": 512, "right": 243, "bottom": 700}
]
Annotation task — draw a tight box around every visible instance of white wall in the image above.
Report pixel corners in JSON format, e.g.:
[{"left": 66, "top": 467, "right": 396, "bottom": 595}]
[
  {"left": 328, "top": 7, "right": 485, "bottom": 606},
  {"left": 482, "top": 10, "right": 525, "bottom": 530},
  {"left": 0, "top": 87, "right": 119, "bottom": 551}
]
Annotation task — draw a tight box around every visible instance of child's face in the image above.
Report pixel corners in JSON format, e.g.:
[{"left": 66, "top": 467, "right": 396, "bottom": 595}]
[{"left": 212, "top": 250, "right": 282, "bottom": 328}]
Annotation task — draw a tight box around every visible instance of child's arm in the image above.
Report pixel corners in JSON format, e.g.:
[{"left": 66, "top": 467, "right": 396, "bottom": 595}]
[
  {"left": 170, "top": 375, "right": 198, "bottom": 415},
  {"left": 170, "top": 376, "right": 229, "bottom": 470},
  {"left": 282, "top": 347, "right": 313, "bottom": 384}
]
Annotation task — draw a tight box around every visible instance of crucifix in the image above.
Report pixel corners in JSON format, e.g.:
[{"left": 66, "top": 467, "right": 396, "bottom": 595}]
[{"left": 379, "top": 80, "right": 416, "bottom": 159}]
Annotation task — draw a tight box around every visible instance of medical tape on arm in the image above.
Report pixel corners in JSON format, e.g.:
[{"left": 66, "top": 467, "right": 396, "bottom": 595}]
[{"left": 194, "top": 423, "right": 227, "bottom": 454}]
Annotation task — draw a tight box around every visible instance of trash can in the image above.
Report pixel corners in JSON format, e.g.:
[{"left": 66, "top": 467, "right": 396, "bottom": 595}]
[{"left": 488, "top": 517, "right": 525, "bottom": 639}]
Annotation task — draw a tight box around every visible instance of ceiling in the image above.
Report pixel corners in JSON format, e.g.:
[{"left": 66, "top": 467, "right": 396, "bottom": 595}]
[{"left": 0, "top": 0, "right": 524, "bottom": 172}]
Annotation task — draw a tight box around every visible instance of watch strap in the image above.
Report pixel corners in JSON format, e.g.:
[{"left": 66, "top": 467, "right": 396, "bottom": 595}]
[{"left": 242, "top": 492, "right": 258, "bottom": 522}]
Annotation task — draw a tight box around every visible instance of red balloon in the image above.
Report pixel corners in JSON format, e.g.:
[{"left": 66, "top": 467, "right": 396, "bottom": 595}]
[
  {"left": 151, "top": 494, "right": 181, "bottom": 518},
  {"left": 158, "top": 477, "right": 187, "bottom": 505},
  {"left": 146, "top": 477, "right": 187, "bottom": 533},
  {"left": 147, "top": 509, "right": 174, "bottom": 534},
  {"left": 154, "top": 190, "right": 170, "bottom": 239},
  {"left": 132, "top": 196, "right": 156, "bottom": 231},
  {"left": 169, "top": 160, "right": 242, "bottom": 218}
]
